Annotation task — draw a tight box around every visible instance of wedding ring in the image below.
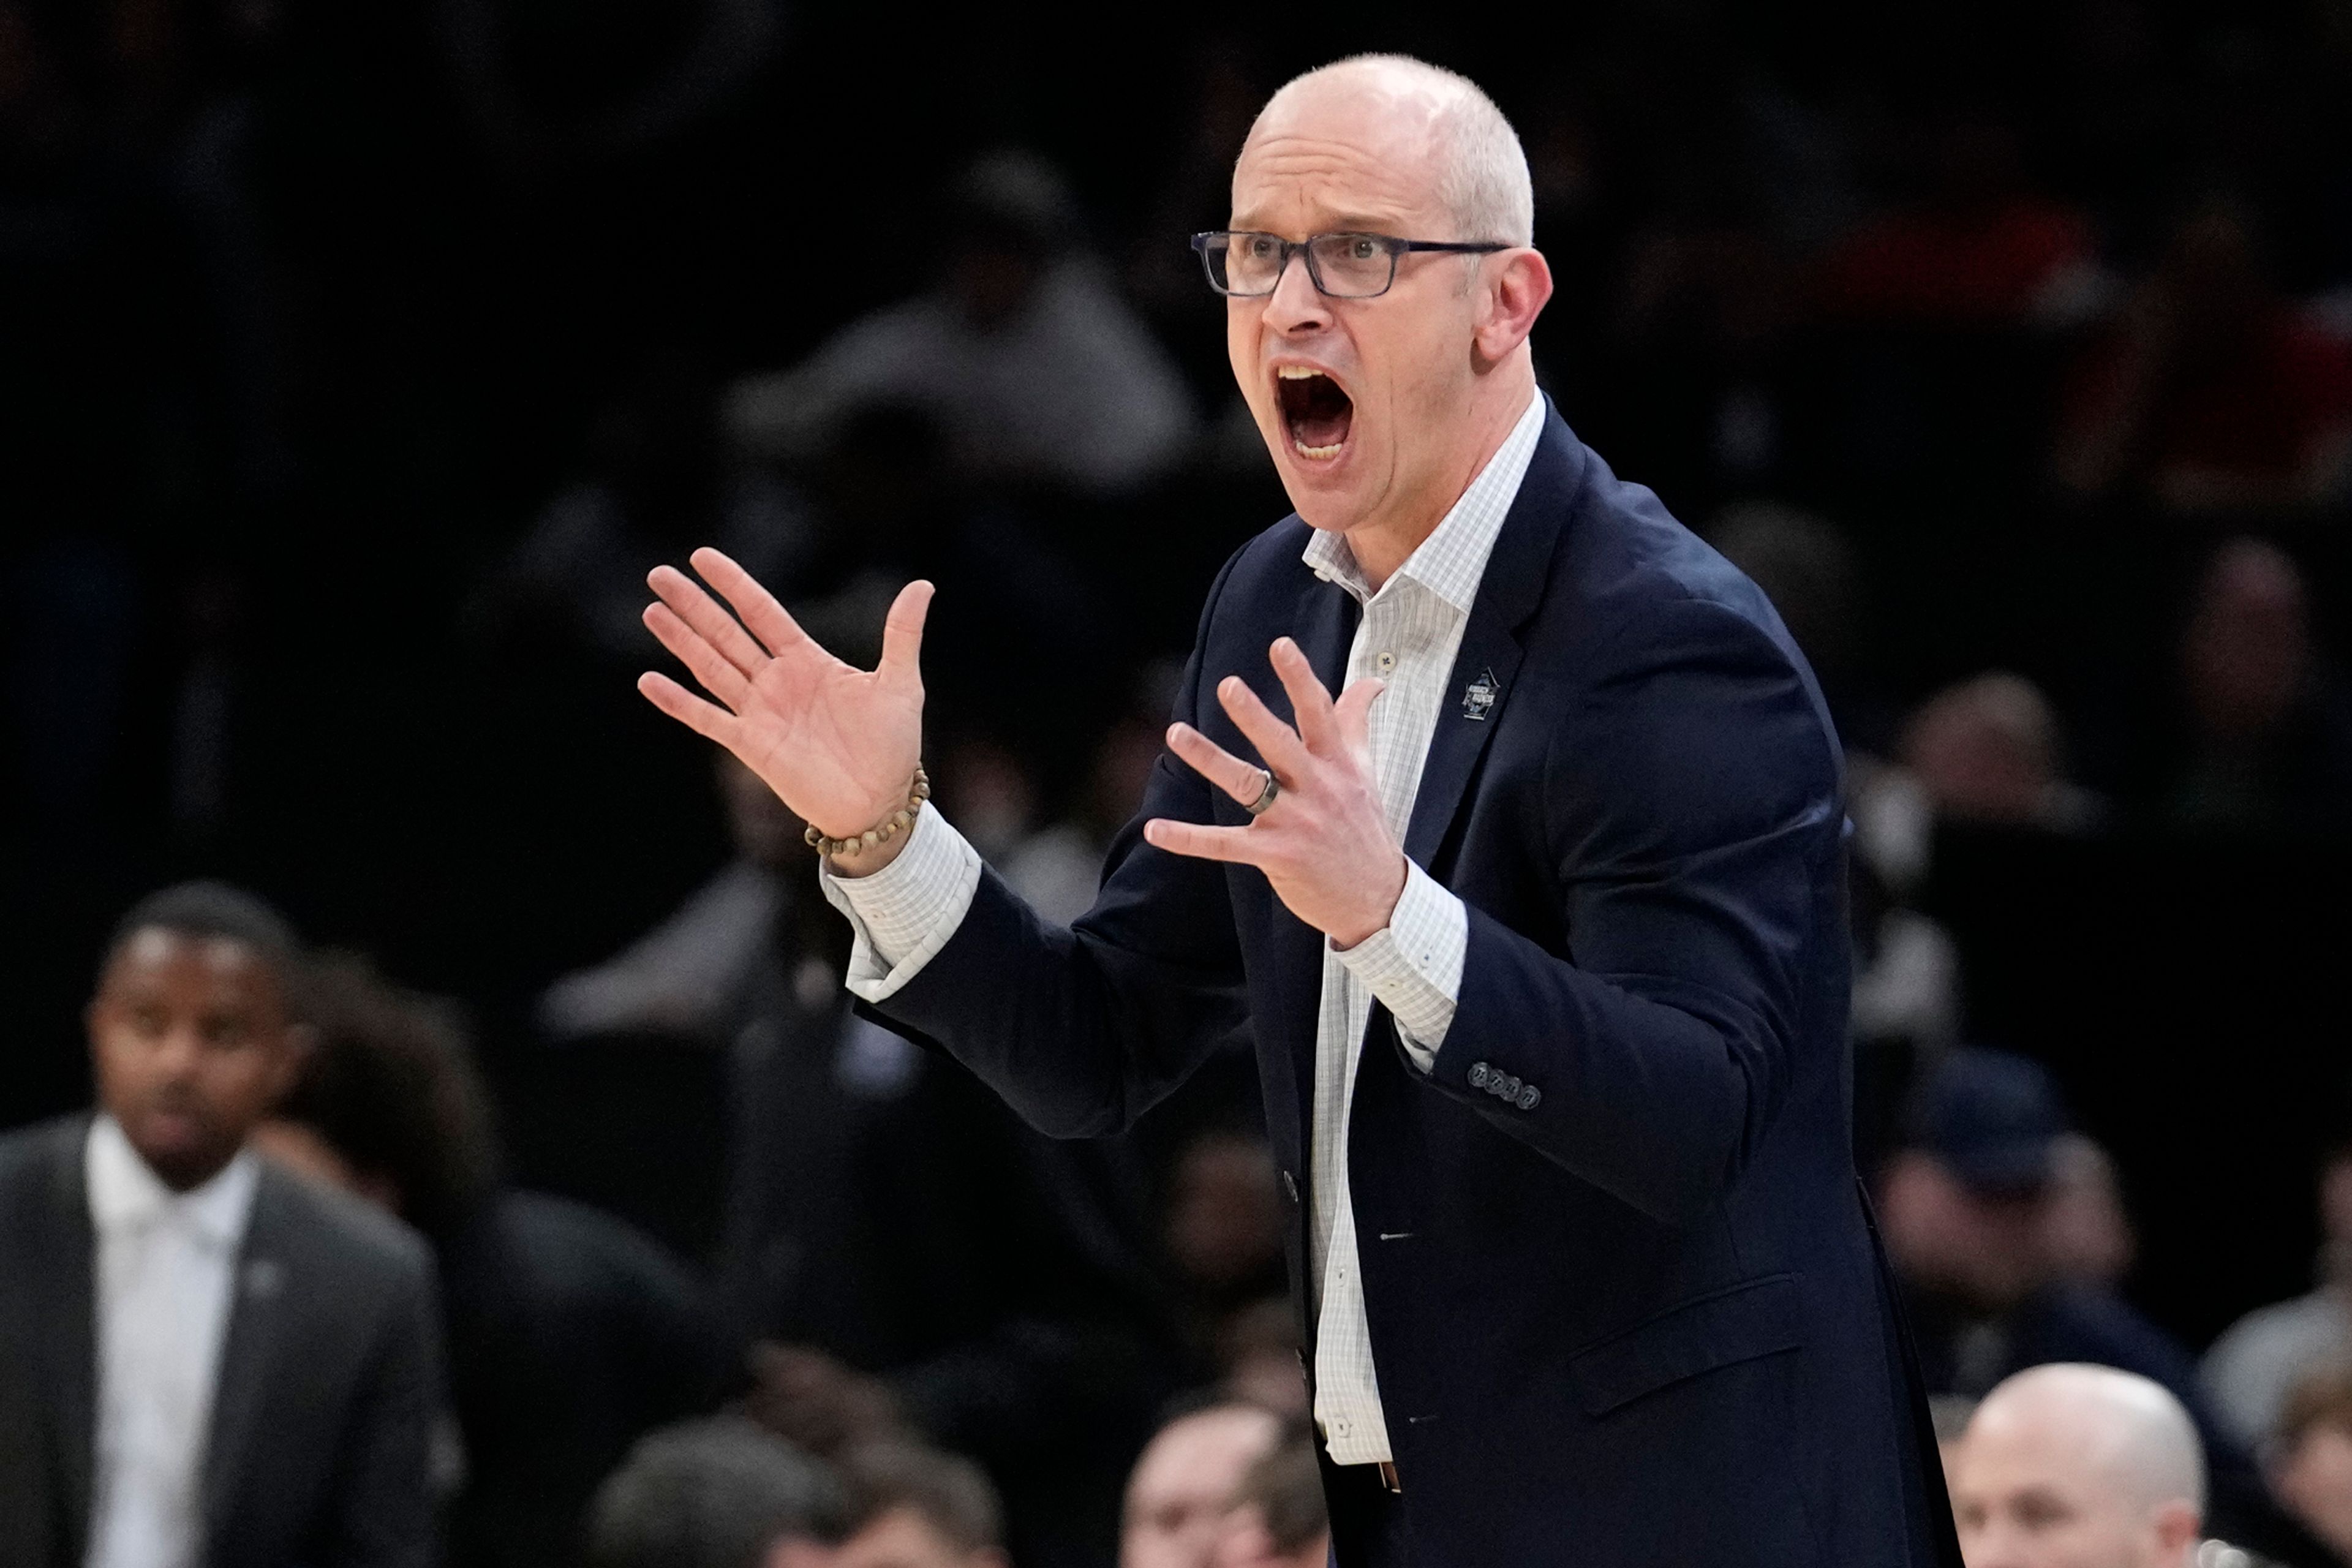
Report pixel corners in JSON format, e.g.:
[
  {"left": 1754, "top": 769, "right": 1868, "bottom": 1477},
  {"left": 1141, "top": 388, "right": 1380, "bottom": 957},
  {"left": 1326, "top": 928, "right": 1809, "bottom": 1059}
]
[{"left": 1245, "top": 769, "right": 1280, "bottom": 816}]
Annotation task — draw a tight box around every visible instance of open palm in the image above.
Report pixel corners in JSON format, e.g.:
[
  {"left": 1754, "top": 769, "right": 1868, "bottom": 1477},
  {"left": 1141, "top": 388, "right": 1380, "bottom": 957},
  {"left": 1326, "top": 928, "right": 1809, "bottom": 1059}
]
[{"left": 638, "top": 547, "right": 930, "bottom": 842}]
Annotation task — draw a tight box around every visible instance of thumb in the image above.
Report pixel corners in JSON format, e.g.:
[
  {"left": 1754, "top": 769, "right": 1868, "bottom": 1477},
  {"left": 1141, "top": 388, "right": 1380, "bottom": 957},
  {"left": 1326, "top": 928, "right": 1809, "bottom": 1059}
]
[
  {"left": 1335, "top": 677, "right": 1385, "bottom": 757},
  {"left": 878, "top": 579, "right": 935, "bottom": 686}
]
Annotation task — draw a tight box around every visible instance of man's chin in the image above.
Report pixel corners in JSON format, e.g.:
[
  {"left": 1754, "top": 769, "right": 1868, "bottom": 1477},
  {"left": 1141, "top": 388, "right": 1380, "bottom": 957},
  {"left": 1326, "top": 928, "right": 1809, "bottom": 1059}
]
[{"left": 126, "top": 1112, "right": 232, "bottom": 1188}]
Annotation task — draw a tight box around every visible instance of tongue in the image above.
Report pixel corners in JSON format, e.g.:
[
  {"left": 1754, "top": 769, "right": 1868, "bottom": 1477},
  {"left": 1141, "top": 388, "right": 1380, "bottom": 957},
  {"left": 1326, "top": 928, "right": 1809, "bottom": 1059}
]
[{"left": 1291, "top": 382, "right": 1353, "bottom": 450}]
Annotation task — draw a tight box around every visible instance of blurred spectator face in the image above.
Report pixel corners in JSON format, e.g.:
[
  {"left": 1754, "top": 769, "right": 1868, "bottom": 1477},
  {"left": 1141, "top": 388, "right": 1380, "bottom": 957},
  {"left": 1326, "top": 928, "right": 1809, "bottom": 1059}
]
[
  {"left": 722, "top": 752, "right": 808, "bottom": 872},
  {"left": 1122, "top": 1405, "right": 1282, "bottom": 1568},
  {"left": 946, "top": 230, "right": 1044, "bottom": 331},
  {"left": 1225, "top": 64, "right": 1548, "bottom": 543},
  {"left": 1215, "top": 1297, "right": 1310, "bottom": 1420},
  {"left": 1211, "top": 1502, "right": 1324, "bottom": 1568},
  {"left": 1901, "top": 674, "right": 2062, "bottom": 824},
  {"left": 2267, "top": 1368, "right": 2352, "bottom": 1559},
  {"left": 1165, "top": 1134, "right": 1283, "bottom": 1292},
  {"left": 2317, "top": 1152, "right": 2352, "bottom": 1275},
  {"left": 1881, "top": 1151, "right": 2051, "bottom": 1310},
  {"left": 87, "top": 927, "right": 305, "bottom": 1189},
  {"left": 1951, "top": 1365, "right": 2203, "bottom": 1568},
  {"left": 834, "top": 1505, "right": 1005, "bottom": 1568},
  {"left": 2183, "top": 540, "right": 2309, "bottom": 743}
]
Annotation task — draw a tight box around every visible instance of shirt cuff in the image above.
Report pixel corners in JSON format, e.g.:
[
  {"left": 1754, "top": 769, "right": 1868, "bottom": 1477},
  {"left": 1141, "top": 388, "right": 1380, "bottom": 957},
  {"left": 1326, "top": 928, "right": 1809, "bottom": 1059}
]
[
  {"left": 818, "top": 807, "right": 984, "bottom": 1003},
  {"left": 1332, "top": 861, "right": 1466, "bottom": 1071}
]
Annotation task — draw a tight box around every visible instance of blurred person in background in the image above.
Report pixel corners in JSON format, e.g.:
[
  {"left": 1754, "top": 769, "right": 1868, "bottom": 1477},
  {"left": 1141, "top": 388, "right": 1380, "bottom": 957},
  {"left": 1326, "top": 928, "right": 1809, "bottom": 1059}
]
[
  {"left": 586, "top": 1414, "right": 843, "bottom": 1568},
  {"left": 0, "top": 883, "right": 440, "bottom": 1568},
  {"left": 1158, "top": 1130, "right": 1289, "bottom": 1374},
  {"left": 643, "top": 51, "right": 1958, "bottom": 1566},
  {"left": 2054, "top": 200, "right": 2352, "bottom": 518},
  {"left": 2164, "top": 540, "right": 2352, "bottom": 836},
  {"left": 1879, "top": 1049, "right": 2312, "bottom": 1558},
  {"left": 831, "top": 1441, "right": 1010, "bottom": 1568},
  {"left": 2206, "top": 1143, "right": 2352, "bottom": 1450},
  {"left": 1211, "top": 1426, "right": 1329, "bottom": 1568},
  {"left": 1121, "top": 1403, "right": 1282, "bottom": 1568},
  {"left": 258, "top": 952, "right": 735, "bottom": 1568},
  {"left": 726, "top": 150, "right": 1197, "bottom": 496},
  {"left": 1948, "top": 1362, "right": 2205, "bottom": 1568},
  {"left": 1901, "top": 673, "right": 2102, "bottom": 831},
  {"left": 2268, "top": 1366, "right": 2352, "bottom": 1564}
]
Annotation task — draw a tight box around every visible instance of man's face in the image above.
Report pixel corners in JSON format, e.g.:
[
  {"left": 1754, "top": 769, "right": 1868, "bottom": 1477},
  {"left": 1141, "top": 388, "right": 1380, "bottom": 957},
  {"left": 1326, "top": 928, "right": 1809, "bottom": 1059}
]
[
  {"left": 1953, "top": 1420, "right": 2179, "bottom": 1568},
  {"left": 88, "top": 928, "right": 301, "bottom": 1189},
  {"left": 1880, "top": 1153, "right": 2052, "bottom": 1311},
  {"left": 1226, "top": 78, "right": 1493, "bottom": 539},
  {"left": 1123, "top": 1409, "right": 1281, "bottom": 1568}
]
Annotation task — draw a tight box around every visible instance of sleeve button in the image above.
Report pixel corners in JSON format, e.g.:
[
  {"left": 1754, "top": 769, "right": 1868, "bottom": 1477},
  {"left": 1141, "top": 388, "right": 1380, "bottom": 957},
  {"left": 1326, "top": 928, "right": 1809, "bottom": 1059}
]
[{"left": 1517, "top": 1085, "right": 1542, "bottom": 1111}]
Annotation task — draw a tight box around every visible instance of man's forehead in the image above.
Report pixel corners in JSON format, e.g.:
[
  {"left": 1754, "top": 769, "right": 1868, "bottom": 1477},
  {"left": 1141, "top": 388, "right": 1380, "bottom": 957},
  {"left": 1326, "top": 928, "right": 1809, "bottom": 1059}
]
[
  {"left": 1233, "top": 77, "right": 1446, "bottom": 230},
  {"left": 110, "top": 927, "right": 273, "bottom": 987}
]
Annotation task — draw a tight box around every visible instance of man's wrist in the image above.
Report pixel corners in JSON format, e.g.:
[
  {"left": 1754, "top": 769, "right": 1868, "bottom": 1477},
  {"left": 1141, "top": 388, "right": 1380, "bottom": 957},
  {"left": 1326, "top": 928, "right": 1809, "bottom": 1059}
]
[
  {"left": 827, "top": 832, "right": 914, "bottom": 878},
  {"left": 1330, "top": 853, "right": 1411, "bottom": 951}
]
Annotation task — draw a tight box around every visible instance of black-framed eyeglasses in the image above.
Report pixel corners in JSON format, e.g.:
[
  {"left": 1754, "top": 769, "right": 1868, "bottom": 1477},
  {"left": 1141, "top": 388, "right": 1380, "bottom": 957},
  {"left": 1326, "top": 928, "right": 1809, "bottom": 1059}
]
[{"left": 1190, "top": 230, "right": 1510, "bottom": 300}]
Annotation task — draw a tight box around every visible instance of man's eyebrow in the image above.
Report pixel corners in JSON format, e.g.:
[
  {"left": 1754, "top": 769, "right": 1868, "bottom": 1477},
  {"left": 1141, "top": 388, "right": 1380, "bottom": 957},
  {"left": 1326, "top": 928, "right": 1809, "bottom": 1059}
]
[{"left": 1225, "top": 211, "right": 1420, "bottom": 236}]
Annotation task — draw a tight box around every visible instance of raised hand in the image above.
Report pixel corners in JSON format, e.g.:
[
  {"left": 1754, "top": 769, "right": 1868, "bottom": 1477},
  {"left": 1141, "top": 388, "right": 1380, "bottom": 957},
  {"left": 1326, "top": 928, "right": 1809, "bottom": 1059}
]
[
  {"left": 1144, "top": 636, "right": 1406, "bottom": 949},
  {"left": 638, "top": 548, "right": 930, "bottom": 864}
]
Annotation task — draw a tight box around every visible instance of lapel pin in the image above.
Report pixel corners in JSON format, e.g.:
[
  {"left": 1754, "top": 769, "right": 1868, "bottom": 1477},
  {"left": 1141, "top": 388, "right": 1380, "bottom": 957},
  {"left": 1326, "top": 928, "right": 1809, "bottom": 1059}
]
[{"left": 1461, "top": 668, "right": 1499, "bottom": 722}]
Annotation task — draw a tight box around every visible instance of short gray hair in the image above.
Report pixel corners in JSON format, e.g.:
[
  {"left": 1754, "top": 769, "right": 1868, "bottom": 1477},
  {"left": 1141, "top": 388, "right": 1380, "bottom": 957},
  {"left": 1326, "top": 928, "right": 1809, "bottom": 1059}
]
[
  {"left": 588, "top": 1417, "right": 845, "bottom": 1568},
  {"left": 1259, "top": 54, "right": 1533, "bottom": 247}
]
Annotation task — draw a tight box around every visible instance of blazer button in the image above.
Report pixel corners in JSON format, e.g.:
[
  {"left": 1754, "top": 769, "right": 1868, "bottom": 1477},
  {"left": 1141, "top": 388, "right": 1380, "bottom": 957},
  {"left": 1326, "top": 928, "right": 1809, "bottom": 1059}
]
[
  {"left": 1281, "top": 1169, "right": 1300, "bottom": 1204},
  {"left": 1468, "top": 1063, "right": 1491, "bottom": 1089},
  {"left": 1517, "top": 1084, "right": 1542, "bottom": 1111}
]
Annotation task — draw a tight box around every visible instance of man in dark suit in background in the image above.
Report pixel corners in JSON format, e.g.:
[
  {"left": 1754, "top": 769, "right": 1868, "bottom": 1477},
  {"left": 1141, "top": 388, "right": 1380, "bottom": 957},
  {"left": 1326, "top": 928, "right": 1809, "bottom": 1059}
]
[
  {"left": 0, "top": 883, "right": 441, "bottom": 1568},
  {"left": 638, "top": 53, "right": 1958, "bottom": 1567}
]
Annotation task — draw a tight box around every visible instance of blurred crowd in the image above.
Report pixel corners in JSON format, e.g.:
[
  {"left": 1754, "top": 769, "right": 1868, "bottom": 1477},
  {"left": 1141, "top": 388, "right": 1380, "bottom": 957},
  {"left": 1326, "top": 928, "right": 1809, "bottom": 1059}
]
[{"left": 7, "top": 0, "right": 2352, "bottom": 1564}]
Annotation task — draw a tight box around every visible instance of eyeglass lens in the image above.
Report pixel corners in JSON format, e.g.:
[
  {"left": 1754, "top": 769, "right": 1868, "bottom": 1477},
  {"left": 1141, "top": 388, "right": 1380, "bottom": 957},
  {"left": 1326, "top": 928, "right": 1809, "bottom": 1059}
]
[{"left": 1208, "top": 234, "right": 1396, "bottom": 298}]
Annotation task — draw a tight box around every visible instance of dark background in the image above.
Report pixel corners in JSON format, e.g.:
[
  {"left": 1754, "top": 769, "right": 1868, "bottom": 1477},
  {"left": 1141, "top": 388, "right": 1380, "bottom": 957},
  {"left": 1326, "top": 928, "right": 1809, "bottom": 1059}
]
[{"left": 7, "top": 0, "right": 2352, "bottom": 1358}]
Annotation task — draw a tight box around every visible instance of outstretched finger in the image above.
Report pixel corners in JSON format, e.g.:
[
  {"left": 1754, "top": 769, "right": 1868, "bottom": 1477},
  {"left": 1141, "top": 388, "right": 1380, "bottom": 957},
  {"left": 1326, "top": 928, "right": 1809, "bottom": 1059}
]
[
  {"left": 649, "top": 564, "right": 769, "bottom": 679},
  {"left": 1215, "top": 676, "right": 1313, "bottom": 781},
  {"left": 644, "top": 603, "right": 753, "bottom": 710},
  {"left": 1334, "top": 677, "right": 1386, "bottom": 761},
  {"left": 1142, "top": 818, "right": 1268, "bottom": 865},
  {"left": 692, "top": 547, "right": 812, "bottom": 659},
  {"left": 638, "top": 671, "right": 746, "bottom": 749},
  {"left": 1166, "top": 722, "right": 1275, "bottom": 807},
  {"left": 878, "top": 579, "right": 935, "bottom": 685},
  {"left": 1270, "top": 638, "right": 1341, "bottom": 755}
]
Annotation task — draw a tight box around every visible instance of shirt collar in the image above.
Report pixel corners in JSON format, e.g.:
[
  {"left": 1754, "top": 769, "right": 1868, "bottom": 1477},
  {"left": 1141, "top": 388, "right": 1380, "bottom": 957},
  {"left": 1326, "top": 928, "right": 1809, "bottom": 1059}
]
[
  {"left": 86, "top": 1114, "right": 262, "bottom": 1251},
  {"left": 1301, "top": 391, "right": 1547, "bottom": 614}
]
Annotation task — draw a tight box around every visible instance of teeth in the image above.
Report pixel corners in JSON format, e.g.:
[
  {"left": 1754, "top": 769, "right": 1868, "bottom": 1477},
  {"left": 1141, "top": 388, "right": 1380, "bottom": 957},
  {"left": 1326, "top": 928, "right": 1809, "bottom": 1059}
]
[
  {"left": 1276, "top": 366, "right": 1327, "bottom": 380},
  {"left": 1294, "top": 439, "right": 1344, "bottom": 459}
]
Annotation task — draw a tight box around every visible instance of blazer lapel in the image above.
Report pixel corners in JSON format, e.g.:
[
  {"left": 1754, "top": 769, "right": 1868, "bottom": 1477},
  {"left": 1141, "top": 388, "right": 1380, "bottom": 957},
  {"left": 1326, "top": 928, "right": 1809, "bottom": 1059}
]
[
  {"left": 40, "top": 1120, "right": 97, "bottom": 1559},
  {"left": 1402, "top": 407, "right": 1583, "bottom": 871},
  {"left": 203, "top": 1170, "right": 290, "bottom": 1537}
]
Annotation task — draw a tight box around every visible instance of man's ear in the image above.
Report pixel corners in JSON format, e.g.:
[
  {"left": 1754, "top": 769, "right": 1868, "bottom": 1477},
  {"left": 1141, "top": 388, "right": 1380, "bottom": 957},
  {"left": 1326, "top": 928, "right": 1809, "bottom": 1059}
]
[
  {"left": 1473, "top": 247, "right": 1554, "bottom": 366},
  {"left": 269, "top": 1020, "right": 318, "bottom": 1104},
  {"left": 2149, "top": 1498, "right": 2201, "bottom": 1559}
]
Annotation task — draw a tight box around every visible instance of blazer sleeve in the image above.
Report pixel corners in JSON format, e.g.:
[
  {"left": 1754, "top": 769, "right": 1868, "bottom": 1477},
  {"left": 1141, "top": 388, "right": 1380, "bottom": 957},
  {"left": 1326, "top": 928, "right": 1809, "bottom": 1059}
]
[
  {"left": 864, "top": 552, "right": 1254, "bottom": 1139},
  {"left": 1423, "top": 593, "right": 1845, "bottom": 1224},
  {"left": 327, "top": 1246, "right": 445, "bottom": 1568}
]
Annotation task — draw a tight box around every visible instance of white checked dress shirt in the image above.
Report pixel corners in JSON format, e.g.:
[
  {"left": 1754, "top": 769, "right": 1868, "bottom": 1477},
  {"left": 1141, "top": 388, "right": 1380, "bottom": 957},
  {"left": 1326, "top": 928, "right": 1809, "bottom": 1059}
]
[
  {"left": 824, "top": 392, "right": 1547, "bottom": 1467},
  {"left": 84, "top": 1115, "right": 262, "bottom": 1568}
]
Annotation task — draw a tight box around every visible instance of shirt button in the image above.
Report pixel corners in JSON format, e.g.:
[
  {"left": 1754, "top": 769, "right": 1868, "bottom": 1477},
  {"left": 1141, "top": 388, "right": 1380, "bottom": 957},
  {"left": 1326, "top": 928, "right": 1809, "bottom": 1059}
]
[
  {"left": 1375, "top": 650, "right": 1396, "bottom": 674},
  {"left": 1333, "top": 1418, "right": 1351, "bottom": 1436}
]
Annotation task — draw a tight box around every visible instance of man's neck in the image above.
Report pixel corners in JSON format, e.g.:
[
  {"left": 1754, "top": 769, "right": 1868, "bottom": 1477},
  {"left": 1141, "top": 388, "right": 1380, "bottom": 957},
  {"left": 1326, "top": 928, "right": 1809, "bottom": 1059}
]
[{"left": 1342, "top": 374, "right": 1536, "bottom": 591}]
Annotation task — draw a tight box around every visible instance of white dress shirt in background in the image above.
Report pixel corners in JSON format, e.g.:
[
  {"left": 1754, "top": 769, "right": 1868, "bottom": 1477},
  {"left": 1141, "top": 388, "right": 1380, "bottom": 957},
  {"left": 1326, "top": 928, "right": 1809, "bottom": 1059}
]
[
  {"left": 821, "top": 393, "right": 1546, "bottom": 1468},
  {"left": 85, "top": 1115, "right": 261, "bottom": 1568}
]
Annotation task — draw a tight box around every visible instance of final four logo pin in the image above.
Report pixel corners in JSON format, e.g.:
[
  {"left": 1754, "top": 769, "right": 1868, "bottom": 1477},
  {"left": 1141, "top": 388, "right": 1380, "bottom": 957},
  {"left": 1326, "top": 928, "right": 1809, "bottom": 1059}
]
[{"left": 1461, "top": 668, "right": 1499, "bottom": 721}]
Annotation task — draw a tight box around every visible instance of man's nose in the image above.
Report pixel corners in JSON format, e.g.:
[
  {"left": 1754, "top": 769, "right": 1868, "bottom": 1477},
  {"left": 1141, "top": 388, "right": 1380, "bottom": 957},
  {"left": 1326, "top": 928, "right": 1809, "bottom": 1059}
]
[
  {"left": 153, "top": 1026, "right": 206, "bottom": 1077},
  {"left": 1262, "top": 248, "right": 1330, "bottom": 334}
]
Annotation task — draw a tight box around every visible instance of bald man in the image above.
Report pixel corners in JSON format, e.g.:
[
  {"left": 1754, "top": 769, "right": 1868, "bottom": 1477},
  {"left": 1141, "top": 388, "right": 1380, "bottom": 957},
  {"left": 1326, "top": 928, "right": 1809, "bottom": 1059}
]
[
  {"left": 1952, "top": 1364, "right": 2205, "bottom": 1568},
  {"left": 640, "top": 52, "right": 1956, "bottom": 1566}
]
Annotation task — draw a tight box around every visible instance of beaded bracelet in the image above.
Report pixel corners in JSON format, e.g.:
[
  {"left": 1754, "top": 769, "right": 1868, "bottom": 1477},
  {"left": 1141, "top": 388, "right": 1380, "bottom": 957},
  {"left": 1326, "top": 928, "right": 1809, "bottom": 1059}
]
[{"left": 804, "top": 766, "right": 932, "bottom": 858}]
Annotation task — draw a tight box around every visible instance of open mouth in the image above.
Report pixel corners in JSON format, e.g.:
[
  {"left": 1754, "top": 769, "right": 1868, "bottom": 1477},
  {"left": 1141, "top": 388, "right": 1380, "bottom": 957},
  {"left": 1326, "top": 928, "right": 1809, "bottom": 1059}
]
[{"left": 1276, "top": 366, "right": 1353, "bottom": 461}]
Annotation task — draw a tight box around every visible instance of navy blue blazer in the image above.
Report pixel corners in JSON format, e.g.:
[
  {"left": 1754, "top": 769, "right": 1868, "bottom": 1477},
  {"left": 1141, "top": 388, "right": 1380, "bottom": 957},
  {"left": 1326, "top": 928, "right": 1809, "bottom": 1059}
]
[{"left": 872, "top": 404, "right": 1959, "bottom": 1566}]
